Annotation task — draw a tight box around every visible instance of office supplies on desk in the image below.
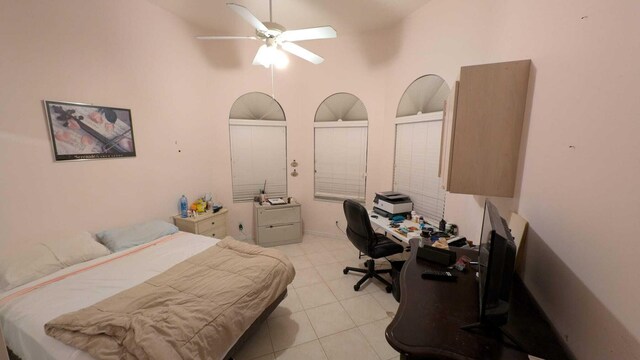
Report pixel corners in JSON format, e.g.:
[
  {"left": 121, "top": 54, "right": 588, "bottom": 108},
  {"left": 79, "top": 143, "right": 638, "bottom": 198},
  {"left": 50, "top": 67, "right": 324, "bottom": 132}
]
[{"left": 421, "top": 270, "right": 457, "bottom": 281}]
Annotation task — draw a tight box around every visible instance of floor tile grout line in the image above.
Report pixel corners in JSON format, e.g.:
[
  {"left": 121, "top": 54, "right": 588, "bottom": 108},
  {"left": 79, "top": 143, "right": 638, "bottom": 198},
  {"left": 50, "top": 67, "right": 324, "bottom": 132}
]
[
  {"left": 267, "top": 234, "right": 398, "bottom": 358},
  {"left": 354, "top": 325, "right": 384, "bottom": 360}
]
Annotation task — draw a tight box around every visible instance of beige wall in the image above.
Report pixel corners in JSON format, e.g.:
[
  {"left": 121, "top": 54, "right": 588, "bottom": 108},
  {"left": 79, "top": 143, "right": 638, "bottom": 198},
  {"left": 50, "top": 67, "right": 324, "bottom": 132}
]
[
  {"left": 0, "top": 0, "right": 388, "bottom": 244},
  {"left": 2, "top": 0, "right": 639, "bottom": 358},
  {"left": 0, "top": 0, "right": 224, "bottom": 242},
  {"left": 384, "top": 0, "right": 640, "bottom": 358}
]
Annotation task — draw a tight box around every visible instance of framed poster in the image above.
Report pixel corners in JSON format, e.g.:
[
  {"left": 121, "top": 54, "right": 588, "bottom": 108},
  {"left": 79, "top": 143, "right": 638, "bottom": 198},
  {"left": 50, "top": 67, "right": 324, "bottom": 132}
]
[{"left": 44, "top": 100, "right": 136, "bottom": 161}]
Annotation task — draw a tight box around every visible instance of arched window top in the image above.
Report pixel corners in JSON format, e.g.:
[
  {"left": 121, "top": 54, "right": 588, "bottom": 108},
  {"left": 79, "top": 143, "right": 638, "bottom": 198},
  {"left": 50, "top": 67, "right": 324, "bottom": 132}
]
[
  {"left": 229, "top": 92, "right": 285, "bottom": 121},
  {"left": 315, "top": 93, "right": 367, "bottom": 122},
  {"left": 396, "top": 75, "right": 450, "bottom": 117}
]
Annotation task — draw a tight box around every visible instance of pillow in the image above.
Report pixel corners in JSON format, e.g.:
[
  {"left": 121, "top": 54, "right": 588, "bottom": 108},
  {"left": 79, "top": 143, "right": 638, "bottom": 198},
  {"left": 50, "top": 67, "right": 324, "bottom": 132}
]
[
  {"left": 43, "top": 231, "right": 111, "bottom": 267},
  {"left": 0, "top": 231, "right": 111, "bottom": 292},
  {"left": 96, "top": 220, "right": 178, "bottom": 252},
  {"left": 0, "top": 244, "right": 63, "bottom": 292}
]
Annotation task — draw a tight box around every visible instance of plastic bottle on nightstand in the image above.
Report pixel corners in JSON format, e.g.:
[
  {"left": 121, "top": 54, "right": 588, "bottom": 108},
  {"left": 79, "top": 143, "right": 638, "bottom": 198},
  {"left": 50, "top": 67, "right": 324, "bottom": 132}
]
[{"left": 180, "top": 195, "right": 188, "bottom": 218}]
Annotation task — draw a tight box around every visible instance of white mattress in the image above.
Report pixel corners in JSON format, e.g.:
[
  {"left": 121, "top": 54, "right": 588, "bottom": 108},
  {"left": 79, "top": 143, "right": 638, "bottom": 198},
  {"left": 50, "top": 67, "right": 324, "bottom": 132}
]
[{"left": 0, "top": 232, "right": 218, "bottom": 360}]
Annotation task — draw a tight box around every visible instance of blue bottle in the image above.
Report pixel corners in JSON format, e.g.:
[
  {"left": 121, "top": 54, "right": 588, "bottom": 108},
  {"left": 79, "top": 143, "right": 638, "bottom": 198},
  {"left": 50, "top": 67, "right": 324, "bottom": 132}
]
[{"left": 180, "top": 195, "right": 188, "bottom": 218}]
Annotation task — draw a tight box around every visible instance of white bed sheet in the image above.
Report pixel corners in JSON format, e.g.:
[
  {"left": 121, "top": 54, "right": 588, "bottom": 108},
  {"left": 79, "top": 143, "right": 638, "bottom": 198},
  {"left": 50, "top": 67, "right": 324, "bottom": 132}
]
[{"left": 0, "top": 232, "right": 218, "bottom": 360}]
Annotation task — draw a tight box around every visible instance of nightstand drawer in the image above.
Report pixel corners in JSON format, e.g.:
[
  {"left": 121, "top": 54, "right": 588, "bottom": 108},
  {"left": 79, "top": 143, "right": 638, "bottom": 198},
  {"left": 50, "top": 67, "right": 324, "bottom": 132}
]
[
  {"left": 172, "top": 208, "right": 228, "bottom": 237},
  {"left": 257, "top": 207, "right": 301, "bottom": 227},
  {"left": 201, "top": 225, "right": 227, "bottom": 239},
  {"left": 198, "top": 217, "right": 222, "bottom": 233}
]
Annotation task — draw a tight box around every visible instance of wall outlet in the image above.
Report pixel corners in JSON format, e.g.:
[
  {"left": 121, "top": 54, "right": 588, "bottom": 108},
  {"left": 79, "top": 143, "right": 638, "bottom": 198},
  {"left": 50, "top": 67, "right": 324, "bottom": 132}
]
[{"left": 238, "top": 222, "right": 244, "bottom": 231}]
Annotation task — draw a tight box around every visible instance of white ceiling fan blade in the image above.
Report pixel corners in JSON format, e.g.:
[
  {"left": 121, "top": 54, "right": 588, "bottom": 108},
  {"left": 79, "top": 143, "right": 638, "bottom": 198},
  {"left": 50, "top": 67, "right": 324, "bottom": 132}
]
[
  {"left": 227, "top": 3, "right": 268, "bottom": 32},
  {"left": 252, "top": 45, "right": 271, "bottom": 67},
  {"left": 280, "top": 26, "right": 337, "bottom": 42},
  {"left": 196, "top": 35, "right": 258, "bottom": 40},
  {"left": 281, "top": 42, "right": 324, "bottom": 64}
]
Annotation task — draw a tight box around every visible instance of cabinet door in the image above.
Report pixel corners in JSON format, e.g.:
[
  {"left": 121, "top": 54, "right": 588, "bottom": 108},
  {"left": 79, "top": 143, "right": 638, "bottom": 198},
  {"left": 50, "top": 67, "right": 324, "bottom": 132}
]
[
  {"left": 439, "top": 81, "right": 459, "bottom": 189},
  {"left": 447, "top": 60, "right": 530, "bottom": 197}
]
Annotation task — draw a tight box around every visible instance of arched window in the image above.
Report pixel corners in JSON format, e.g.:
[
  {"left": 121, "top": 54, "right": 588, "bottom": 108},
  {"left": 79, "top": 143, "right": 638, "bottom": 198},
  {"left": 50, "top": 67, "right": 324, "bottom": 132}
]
[
  {"left": 314, "top": 93, "right": 368, "bottom": 202},
  {"left": 394, "top": 75, "right": 449, "bottom": 223},
  {"left": 229, "top": 92, "right": 287, "bottom": 202}
]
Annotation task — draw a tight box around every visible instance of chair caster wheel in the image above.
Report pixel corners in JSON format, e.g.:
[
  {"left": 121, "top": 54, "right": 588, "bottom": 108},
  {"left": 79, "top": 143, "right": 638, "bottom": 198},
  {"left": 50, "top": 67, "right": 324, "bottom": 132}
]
[
  {"left": 363, "top": 261, "right": 368, "bottom": 267},
  {"left": 354, "top": 284, "right": 360, "bottom": 291},
  {"left": 343, "top": 269, "right": 349, "bottom": 275},
  {"left": 385, "top": 285, "right": 393, "bottom": 293}
]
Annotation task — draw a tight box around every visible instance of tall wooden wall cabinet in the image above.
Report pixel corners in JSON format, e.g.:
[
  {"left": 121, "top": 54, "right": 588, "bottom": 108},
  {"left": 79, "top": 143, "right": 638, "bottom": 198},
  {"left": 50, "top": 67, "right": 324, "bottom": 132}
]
[{"left": 440, "top": 60, "right": 531, "bottom": 197}]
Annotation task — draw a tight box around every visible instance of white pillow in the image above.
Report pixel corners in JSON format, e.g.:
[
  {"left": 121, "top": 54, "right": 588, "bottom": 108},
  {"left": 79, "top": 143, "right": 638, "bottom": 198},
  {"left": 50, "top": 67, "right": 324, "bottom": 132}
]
[
  {"left": 0, "top": 244, "right": 63, "bottom": 292},
  {"left": 0, "top": 231, "right": 110, "bottom": 292},
  {"left": 43, "top": 231, "right": 111, "bottom": 267}
]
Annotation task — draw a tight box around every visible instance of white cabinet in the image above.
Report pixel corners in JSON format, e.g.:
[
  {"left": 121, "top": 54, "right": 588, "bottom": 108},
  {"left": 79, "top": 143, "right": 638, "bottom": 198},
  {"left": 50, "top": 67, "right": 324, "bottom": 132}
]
[
  {"left": 253, "top": 202, "right": 302, "bottom": 247},
  {"left": 173, "top": 208, "right": 228, "bottom": 238},
  {"left": 440, "top": 60, "right": 531, "bottom": 197}
]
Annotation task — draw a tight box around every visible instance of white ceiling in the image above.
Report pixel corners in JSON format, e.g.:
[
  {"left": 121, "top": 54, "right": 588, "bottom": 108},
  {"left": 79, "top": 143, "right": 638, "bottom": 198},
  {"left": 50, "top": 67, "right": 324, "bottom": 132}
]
[{"left": 147, "top": 0, "right": 430, "bottom": 36}]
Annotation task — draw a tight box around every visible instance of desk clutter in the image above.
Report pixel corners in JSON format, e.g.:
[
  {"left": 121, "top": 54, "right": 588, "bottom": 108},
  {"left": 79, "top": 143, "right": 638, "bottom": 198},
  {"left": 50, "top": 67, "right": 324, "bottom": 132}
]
[{"left": 179, "top": 193, "right": 223, "bottom": 219}]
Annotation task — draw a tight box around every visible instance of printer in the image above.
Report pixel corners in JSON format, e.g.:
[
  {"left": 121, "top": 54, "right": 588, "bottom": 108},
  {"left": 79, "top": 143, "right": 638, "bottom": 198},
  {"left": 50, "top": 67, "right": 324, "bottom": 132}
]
[{"left": 373, "top": 191, "right": 413, "bottom": 218}]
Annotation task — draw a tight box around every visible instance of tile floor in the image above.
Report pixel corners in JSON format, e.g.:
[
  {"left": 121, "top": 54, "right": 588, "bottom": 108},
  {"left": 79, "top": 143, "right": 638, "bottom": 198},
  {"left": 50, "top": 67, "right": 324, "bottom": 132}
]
[{"left": 234, "top": 233, "right": 405, "bottom": 360}]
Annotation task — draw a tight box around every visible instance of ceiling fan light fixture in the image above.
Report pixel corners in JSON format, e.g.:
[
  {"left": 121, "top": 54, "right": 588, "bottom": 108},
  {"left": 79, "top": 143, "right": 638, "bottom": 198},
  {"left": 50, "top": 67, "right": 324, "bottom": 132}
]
[
  {"left": 273, "top": 48, "right": 289, "bottom": 69},
  {"left": 198, "top": 3, "right": 336, "bottom": 67},
  {"left": 253, "top": 44, "right": 289, "bottom": 69}
]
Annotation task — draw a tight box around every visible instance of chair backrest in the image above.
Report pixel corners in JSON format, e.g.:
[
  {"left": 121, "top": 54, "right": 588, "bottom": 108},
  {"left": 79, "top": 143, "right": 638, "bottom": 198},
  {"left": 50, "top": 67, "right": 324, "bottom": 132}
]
[{"left": 343, "top": 199, "right": 378, "bottom": 255}]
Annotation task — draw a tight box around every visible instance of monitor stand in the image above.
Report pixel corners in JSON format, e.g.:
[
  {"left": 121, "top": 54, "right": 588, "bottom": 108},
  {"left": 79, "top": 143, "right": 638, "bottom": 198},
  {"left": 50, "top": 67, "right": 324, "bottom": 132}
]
[{"left": 461, "top": 322, "right": 526, "bottom": 353}]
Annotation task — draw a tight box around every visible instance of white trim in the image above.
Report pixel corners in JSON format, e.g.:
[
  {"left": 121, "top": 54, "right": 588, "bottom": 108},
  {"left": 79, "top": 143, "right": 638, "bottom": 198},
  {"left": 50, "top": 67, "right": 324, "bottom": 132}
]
[
  {"left": 229, "top": 119, "right": 287, "bottom": 127},
  {"left": 394, "top": 111, "right": 443, "bottom": 124},
  {"left": 314, "top": 120, "right": 368, "bottom": 128}
]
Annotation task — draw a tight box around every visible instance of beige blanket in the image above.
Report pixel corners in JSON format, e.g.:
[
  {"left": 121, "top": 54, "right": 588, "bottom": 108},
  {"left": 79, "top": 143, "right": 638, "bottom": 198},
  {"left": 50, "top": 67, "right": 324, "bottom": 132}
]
[{"left": 44, "top": 237, "right": 295, "bottom": 360}]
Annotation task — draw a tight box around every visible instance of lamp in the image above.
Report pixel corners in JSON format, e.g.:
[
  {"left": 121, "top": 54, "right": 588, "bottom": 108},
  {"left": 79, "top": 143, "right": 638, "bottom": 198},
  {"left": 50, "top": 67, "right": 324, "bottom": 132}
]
[{"left": 253, "top": 41, "right": 289, "bottom": 69}]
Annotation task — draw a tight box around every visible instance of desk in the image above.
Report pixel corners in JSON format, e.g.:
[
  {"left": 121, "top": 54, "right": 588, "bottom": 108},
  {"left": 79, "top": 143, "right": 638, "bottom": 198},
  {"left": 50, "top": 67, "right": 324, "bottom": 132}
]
[
  {"left": 369, "top": 212, "right": 464, "bottom": 245},
  {"left": 386, "top": 238, "right": 571, "bottom": 360}
]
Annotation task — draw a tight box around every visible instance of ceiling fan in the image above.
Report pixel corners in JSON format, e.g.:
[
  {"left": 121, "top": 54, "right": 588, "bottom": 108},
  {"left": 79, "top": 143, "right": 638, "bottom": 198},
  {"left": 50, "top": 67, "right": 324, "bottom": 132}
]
[{"left": 196, "top": 1, "right": 337, "bottom": 68}]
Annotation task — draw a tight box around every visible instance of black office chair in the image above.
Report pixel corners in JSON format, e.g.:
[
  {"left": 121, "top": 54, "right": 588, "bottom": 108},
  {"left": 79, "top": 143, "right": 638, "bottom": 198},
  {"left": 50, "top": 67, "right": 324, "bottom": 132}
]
[{"left": 342, "top": 199, "right": 404, "bottom": 292}]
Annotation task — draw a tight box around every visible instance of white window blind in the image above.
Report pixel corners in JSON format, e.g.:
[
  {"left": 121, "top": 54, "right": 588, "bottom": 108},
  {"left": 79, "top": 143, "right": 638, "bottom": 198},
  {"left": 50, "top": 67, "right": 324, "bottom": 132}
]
[
  {"left": 393, "top": 118, "right": 446, "bottom": 224},
  {"left": 314, "top": 125, "right": 368, "bottom": 201},
  {"left": 229, "top": 123, "right": 287, "bottom": 202}
]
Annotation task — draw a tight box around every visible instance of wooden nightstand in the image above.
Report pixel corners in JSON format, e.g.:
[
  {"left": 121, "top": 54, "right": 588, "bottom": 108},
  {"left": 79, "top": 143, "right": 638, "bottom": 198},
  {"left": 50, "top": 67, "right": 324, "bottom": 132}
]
[{"left": 173, "top": 208, "right": 228, "bottom": 238}]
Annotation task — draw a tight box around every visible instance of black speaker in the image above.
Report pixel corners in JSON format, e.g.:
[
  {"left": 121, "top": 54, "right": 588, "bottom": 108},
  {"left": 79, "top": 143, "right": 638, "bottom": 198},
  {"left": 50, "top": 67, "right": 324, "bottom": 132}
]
[{"left": 416, "top": 245, "right": 456, "bottom": 266}]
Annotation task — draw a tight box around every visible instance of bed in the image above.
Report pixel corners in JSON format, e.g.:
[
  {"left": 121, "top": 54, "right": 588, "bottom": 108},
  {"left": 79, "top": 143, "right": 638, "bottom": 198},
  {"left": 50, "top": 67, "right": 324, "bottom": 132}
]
[{"left": 0, "top": 232, "right": 294, "bottom": 360}]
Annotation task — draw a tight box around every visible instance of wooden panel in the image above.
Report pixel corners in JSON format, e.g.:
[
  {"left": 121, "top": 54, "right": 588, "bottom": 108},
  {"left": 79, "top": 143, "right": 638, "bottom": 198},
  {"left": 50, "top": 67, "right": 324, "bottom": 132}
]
[
  {"left": 439, "top": 81, "right": 458, "bottom": 188},
  {"left": 509, "top": 212, "right": 529, "bottom": 277},
  {"left": 173, "top": 216, "right": 197, "bottom": 233},
  {"left": 448, "top": 60, "right": 531, "bottom": 197}
]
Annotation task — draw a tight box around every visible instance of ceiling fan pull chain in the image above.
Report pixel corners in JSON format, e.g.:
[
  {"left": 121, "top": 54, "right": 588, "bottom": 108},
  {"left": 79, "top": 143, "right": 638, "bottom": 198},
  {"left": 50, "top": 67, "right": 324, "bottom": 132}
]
[{"left": 271, "top": 65, "right": 275, "bottom": 99}]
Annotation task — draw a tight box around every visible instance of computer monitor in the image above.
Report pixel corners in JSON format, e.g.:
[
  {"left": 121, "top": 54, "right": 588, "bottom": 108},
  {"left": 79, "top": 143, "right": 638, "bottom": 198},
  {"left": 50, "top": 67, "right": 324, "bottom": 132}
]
[{"left": 477, "top": 200, "right": 517, "bottom": 326}]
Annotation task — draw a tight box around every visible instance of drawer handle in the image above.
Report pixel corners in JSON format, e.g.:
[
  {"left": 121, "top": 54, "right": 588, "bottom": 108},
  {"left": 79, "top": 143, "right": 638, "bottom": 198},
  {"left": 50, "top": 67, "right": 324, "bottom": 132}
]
[
  {"left": 211, "top": 233, "right": 215, "bottom": 237},
  {"left": 269, "top": 224, "right": 293, "bottom": 229},
  {"left": 211, "top": 221, "right": 215, "bottom": 225}
]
